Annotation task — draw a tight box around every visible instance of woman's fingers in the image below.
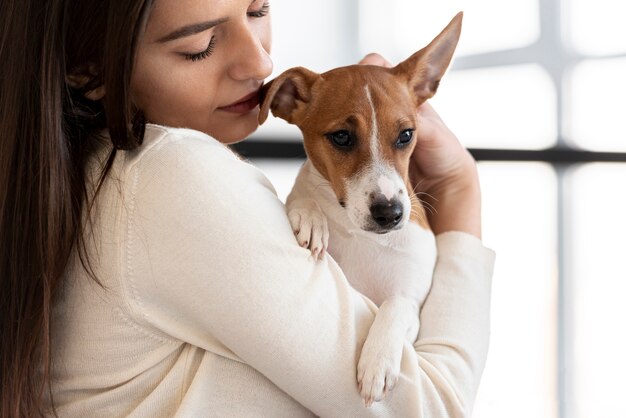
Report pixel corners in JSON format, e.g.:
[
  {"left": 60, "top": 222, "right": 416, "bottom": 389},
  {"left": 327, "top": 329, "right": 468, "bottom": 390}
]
[{"left": 358, "top": 53, "right": 393, "bottom": 68}]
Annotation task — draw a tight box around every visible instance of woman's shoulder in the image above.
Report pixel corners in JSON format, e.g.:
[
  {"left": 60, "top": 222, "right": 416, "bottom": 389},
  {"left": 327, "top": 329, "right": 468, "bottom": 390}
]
[
  {"left": 128, "top": 123, "right": 240, "bottom": 169},
  {"left": 120, "top": 123, "right": 276, "bottom": 195},
  {"left": 115, "top": 123, "right": 294, "bottom": 266},
  {"left": 111, "top": 124, "right": 285, "bottom": 230}
]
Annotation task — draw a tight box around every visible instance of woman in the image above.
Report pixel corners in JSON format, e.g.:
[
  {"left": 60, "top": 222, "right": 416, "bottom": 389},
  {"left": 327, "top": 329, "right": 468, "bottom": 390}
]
[{"left": 0, "top": 0, "right": 494, "bottom": 416}]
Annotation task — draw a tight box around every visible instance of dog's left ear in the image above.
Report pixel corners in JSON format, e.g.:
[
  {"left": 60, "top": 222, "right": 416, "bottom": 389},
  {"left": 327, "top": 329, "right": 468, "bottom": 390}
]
[
  {"left": 393, "top": 12, "right": 463, "bottom": 106},
  {"left": 258, "top": 67, "right": 319, "bottom": 125}
]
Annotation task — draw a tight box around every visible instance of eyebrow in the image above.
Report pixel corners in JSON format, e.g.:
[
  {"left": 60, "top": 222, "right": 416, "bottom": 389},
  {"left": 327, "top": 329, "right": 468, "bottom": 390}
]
[{"left": 157, "top": 17, "right": 229, "bottom": 43}]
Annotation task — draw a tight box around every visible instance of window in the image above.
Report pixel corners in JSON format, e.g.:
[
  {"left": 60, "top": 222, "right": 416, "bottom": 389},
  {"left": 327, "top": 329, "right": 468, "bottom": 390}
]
[
  {"left": 565, "top": 164, "right": 626, "bottom": 418},
  {"left": 243, "top": 2, "right": 626, "bottom": 417},
  {"left": 567, "top": 58, "right": 626, "bottom": 151},
  {"left": 432, "top": 64, "right": 557, "bottom": 149}
]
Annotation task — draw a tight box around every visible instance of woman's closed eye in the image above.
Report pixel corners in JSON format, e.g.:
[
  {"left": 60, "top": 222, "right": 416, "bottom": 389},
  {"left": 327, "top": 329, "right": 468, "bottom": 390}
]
[
  {"left": 183, "top": 2, "right": 270, "bottom": 63},
  {"left": 248, "top": 1, "right": 270, "bottom": 18},
  {"left": 184, "top": 36, "right": 216, "bottom": 62}
]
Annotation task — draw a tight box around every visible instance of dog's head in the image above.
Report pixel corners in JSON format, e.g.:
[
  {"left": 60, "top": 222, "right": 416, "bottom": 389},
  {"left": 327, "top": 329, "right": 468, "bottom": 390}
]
[{"left": 259, "top": 13, "right": 462, "bottom": 233}]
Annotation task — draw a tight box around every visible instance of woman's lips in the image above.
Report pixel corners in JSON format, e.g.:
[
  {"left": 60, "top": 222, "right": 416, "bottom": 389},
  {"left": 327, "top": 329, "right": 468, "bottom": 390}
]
[{"left": 218, "top": 90, "right": 260, "bottom": 114}]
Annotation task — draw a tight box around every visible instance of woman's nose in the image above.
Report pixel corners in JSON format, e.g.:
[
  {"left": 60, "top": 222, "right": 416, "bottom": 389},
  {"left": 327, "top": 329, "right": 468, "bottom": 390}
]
[{"left": 228, "top": 25, "right": 273, "bottom": 81}]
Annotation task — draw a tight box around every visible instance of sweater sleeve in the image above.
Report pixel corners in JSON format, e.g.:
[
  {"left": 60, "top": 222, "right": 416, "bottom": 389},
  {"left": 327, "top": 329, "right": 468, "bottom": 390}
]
[{"left": 120, "top": 128, "right": 495, "bottom": 417}]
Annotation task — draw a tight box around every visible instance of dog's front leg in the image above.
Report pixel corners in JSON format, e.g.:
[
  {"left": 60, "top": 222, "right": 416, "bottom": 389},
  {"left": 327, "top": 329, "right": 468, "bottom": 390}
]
[{"left": 357, "top": 295, "right": 420, "bottom": 406}]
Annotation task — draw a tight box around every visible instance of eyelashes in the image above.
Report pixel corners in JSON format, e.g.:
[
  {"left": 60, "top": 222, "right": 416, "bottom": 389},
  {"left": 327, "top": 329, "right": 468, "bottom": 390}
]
[
  {"left": 248, "top": 1, "right": 270, "bottom": 18},
  {"left": 183, "top": 2, "right": 270, "bottom": 62},
  {"left": 184, "top": 36, "right": 216, "bottom": 62}
]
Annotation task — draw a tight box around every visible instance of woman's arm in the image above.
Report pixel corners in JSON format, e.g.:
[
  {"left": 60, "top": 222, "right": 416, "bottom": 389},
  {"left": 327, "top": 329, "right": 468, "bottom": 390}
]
[{"left": 121, "top": 126, "right": 493, "bottom": 417}]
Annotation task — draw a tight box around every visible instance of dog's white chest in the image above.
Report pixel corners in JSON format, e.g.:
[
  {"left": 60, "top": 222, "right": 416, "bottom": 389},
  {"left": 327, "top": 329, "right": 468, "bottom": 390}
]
[{"left": 327, "top": 220, "right": 436, "bottom": 306}]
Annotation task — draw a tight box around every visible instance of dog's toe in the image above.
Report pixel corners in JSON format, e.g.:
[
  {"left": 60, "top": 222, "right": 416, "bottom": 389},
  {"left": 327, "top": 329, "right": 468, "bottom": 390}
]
[
  {"left": 385, "top": 372, "right": 399, "bottom": 393},
  {"left": 308, "top": 217, "right": 328, "bottom": 257}
]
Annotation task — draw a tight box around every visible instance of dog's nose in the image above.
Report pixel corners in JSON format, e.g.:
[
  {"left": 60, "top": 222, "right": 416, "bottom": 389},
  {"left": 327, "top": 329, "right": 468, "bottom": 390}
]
[{"left": 369, "top": 199, "right": 403, "bottom": 228}]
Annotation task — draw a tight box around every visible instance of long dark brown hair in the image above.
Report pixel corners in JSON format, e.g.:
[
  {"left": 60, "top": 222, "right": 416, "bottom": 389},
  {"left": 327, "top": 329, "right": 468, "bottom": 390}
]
[{"left": 0, "top": 0, "right": 152, "bottom": 416}]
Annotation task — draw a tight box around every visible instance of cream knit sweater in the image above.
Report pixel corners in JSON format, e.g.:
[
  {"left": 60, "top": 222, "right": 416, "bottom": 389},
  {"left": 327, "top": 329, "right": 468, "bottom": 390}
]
[{"left": 46, "top": 124, "right": 495, "bottom": 418}]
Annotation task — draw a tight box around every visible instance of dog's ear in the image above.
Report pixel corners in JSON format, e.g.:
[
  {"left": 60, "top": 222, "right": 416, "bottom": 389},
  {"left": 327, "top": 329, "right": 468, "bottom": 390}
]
[
  {"left": 393, "top": 12, "right": 462, "bottom": 106},
  {"left": 258, "top": 67, "right": 319, "bottom": 125}
]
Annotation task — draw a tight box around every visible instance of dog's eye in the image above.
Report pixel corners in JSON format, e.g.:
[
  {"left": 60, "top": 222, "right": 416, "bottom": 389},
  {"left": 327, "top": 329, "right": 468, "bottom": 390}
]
[
  {"left": 326, "top": 130, "right": 354, "bottom": 148},
  {"left": 395, "top": 129, "right": 414, "bottom": 148}
]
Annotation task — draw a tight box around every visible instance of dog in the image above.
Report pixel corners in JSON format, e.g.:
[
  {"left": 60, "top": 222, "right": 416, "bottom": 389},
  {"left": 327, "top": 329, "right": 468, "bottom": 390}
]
[{"left": 258, "top": 12, "right": 463, "bottom": 407}]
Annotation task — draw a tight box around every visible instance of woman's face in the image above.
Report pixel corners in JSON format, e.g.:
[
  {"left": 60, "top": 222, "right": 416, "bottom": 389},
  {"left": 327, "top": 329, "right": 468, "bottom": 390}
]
[{"left": 131, "top": 0, "right": 273, "bottom": 143}]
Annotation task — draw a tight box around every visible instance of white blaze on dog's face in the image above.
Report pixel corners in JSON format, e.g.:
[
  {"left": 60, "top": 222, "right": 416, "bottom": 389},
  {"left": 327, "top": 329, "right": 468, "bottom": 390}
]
[
  {"left": 259, "top": 13, "right": 463, "bottom": 233},
  {"left": 339, "top": 82, "right": 416, "bottom": 233}
]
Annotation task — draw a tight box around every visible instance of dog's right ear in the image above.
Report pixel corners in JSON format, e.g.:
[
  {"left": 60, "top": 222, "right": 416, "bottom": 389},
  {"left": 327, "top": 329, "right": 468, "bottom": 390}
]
[
  {"left": 258, "top": 67, "right": 319, "bottom": 125},
  {"left": 393, "top": 12, "right": 463, "bottom": 106}
]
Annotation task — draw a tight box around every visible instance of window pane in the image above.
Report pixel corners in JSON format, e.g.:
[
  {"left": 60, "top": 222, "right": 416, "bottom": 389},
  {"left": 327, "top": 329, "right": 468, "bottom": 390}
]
[
  {"left": 566, "top": 164, "right": 626, "bottom": 418},
  {"left": 269, "top": 0, "right": 358, "bottom": 73},
  {"left": 432, "top": 64, "right": 557, "bottom": 149},
  {"left": 359, "top": 0, "right": 539, "bottom": 61},
  {"left": 566, "top": 0, "right": 626, "bottom": 55},
  {"left": 474, "top": 163, "right": 558, "bottom": 418},
  {"left": 566, "top": 58, "right": 626, "bottom": 152}
]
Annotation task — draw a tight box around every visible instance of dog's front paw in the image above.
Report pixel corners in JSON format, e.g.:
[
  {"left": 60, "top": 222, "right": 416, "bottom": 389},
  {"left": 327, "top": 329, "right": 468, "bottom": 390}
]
[
  {"left": 356, "top": 340, "right": 402, "bottom": 407},
  {"left": 287, "top": 199, "right": 329, "bottom": 260}
]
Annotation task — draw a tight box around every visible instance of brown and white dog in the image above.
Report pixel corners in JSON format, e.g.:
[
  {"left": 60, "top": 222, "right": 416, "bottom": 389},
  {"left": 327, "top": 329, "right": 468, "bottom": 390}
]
[{"left": 259, "top": 13, "right": 463, "bottom": 406}]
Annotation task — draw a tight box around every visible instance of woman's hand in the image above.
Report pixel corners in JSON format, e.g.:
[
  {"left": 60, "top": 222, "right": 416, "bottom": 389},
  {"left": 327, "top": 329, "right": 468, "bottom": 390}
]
[
  {"left": 359, "top": 53, "right": 482, "bottom": 238},
  {"left": 410, "top": 102, "right": 482, "bottom": 239}
]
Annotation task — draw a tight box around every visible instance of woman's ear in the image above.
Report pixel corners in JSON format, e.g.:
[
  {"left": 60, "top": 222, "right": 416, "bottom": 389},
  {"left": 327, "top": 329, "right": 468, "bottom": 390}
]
[
  {"left": 393, "top": 12, "right": 463, "bottom": 106},
  {"left": 258, "top": 67, "right": 319, "bottom": 125}
]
